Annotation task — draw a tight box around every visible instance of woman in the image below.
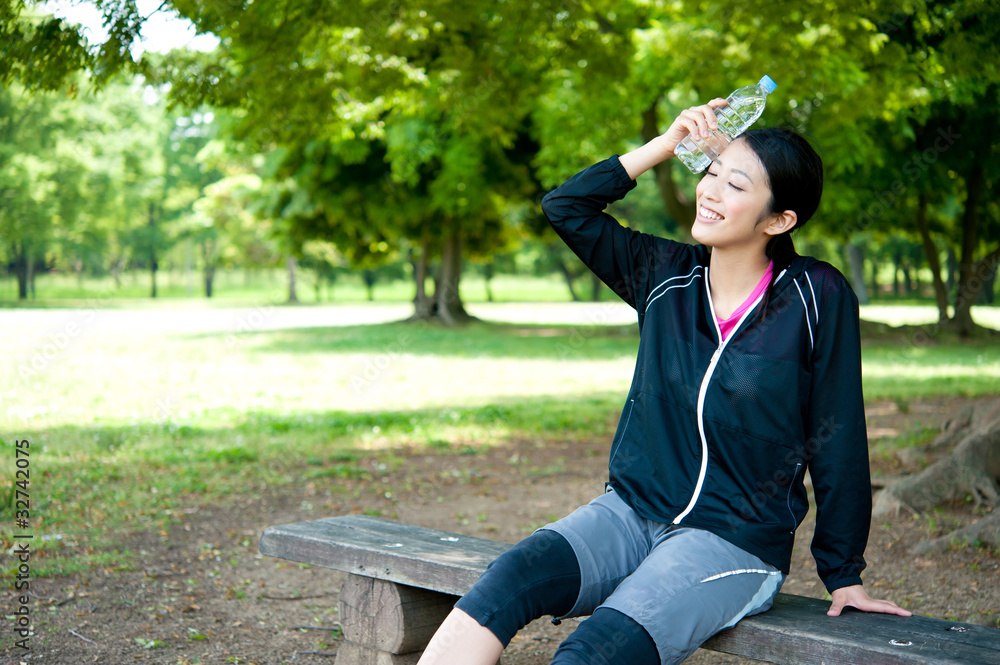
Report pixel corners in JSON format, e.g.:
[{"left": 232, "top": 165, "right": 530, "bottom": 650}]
[{"left": 417, "top": 99, "right": 911, "bottom": 665}]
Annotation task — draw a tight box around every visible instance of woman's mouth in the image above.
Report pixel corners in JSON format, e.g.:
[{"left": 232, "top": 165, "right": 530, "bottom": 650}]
[{"left": 698, "top": 205, "right": 724, "bottom": 221}]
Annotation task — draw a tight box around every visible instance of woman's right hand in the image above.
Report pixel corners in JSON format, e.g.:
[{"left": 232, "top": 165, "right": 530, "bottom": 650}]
[
  {"left": 657, "top": 98, "right": 729, "bottom": 158},
  {"left": 619, "top": 97, "right": 730, "bottom": 180}
]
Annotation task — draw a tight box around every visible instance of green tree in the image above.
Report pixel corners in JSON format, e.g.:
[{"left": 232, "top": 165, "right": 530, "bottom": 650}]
[{"left": 0, "top": 82, "right": 96, "bottom": 298}]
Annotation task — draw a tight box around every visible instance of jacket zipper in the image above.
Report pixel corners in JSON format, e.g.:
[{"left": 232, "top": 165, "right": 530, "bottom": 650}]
[
  {"left": 673, "top": 269, "right": 767, "bottom": 525},
  {"left": 609, "top": 398, "right": 635, "bottom": 469},
  {"left": 786, "top": 462, "right": 803, "bottom": 533}
]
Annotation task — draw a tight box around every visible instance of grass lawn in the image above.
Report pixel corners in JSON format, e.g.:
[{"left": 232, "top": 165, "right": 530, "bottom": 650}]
[{"left": 1, "top": 302, "right": 998, "bottom": 577}]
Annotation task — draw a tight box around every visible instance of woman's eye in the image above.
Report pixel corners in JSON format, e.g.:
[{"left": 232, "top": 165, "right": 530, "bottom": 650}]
[
  {"left": 729, "top": 183, "right": 744, "bottom": 192},
  {"left": 706, "top": 170, "right": 718, "bottom": 177}
]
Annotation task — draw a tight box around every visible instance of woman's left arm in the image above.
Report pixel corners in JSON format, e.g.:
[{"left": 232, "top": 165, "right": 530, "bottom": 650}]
[{"left": 805, "top": 270, "right": 911, "bottom": 617}]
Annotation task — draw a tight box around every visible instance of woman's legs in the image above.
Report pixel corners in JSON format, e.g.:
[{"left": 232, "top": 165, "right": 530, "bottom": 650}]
[
  {"left": 550, "top": 608, "right": 658, "bottom": 665},
  {"left": 417, "top": 529, "right": 581, "bottom": 665},
  {"left": 416, "top": 607, "right": 504, "bottom": 665}
]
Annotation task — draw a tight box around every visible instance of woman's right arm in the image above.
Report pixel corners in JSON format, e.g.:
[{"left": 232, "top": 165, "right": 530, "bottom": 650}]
[
  {"left": 540, "top": 98, "right": 729, "bottom": 309},
  {"left": 541, "top": 157, "right": 650, "bottom": 308}
]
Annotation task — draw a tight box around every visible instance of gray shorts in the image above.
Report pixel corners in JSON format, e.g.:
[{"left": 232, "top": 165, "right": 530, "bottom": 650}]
[{"left": 540, "top": 489, "right": 784, "bottom": 664}]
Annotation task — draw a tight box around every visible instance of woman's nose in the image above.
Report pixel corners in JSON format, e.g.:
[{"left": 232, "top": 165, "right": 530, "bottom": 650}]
[{"left": 702, "top": 179, "right": 722, "bottom": 201}]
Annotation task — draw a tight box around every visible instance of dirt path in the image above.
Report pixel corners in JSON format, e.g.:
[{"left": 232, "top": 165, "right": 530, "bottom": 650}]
[{"left": 6, "top": 396, "right": 999, "bottom": 665}]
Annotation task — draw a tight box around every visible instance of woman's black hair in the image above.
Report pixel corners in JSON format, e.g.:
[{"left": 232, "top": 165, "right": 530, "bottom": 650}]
[{"left": 739, "top": 126, "right": 824, "bottom": 319}]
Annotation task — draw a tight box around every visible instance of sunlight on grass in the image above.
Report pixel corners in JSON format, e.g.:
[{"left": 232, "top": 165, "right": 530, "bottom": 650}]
[
  {"left": 1, "top": 303, "right": 997, "bottom": 579},
  {"left": 861, "top": 304, "right": 1000, "bottom": 329}
]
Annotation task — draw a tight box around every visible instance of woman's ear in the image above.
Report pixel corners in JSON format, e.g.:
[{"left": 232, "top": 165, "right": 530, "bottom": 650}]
[{"left": 764, "top": 210, "right": 797, "bottom": 236}]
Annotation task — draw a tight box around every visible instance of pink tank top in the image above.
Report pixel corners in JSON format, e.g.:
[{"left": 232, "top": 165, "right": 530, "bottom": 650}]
[{"left": 716, "top": 261, "right": 773, "bottom": 341}]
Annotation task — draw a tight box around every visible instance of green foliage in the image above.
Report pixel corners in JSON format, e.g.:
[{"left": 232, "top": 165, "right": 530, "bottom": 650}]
[{"left": 1, "top": 0, "right": 998, "bottom": 324}]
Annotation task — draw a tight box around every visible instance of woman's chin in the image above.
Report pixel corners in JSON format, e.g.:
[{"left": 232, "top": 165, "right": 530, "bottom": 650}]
[{"left": 690, "top": 224, "right": 715, "bottom": 246}]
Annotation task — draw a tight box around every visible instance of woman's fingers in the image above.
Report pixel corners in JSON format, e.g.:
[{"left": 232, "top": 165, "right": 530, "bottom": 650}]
[
  {"left": 681, "top": 100, "right": 728, "bottom": 138},
  {"left": 658, "top": 97, "right": 732, "bottom": 158}
]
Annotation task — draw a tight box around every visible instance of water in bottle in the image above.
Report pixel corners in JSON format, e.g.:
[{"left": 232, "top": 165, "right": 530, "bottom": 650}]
[{"left": 674, "top": 75, "right": 777, "bottom": 173}]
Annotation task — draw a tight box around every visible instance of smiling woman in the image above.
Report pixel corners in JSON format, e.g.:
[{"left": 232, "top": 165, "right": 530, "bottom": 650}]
[{"left": 416, "top": 101, "right": 912, "bottom": 665}]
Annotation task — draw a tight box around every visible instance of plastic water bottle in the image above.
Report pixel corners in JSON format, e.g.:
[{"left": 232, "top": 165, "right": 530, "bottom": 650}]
[{"left": 674, "top": 75, "right": 778, "bottom": 173}]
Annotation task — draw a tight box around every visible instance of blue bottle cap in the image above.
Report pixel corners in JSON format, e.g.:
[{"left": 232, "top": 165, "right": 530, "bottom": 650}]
[{"left": 759, "top": 75, "right": 777, "bottom": 94}]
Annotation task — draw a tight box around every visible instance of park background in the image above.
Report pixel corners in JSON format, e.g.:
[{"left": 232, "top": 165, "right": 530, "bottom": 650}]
[{"left": 2, "top": 0, "right": 1000, "bottom": 663}]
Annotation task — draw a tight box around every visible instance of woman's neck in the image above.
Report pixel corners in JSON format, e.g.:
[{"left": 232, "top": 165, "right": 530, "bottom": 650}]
[{"left": 707, "top": 247, "right": 772, "bottom": 319}]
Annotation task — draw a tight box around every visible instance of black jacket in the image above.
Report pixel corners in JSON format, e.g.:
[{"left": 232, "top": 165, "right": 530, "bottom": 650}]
[{"left": 542, "top": 155, "right": 871, "bottom": 592}]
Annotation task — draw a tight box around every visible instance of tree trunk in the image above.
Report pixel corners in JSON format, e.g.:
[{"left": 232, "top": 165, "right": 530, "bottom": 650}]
[
  {"left": 111, "top": 258, "right": 124, "bottom": 289},
  {"left": 874, "top": 399, "right": 1000, "bottom": 518},
  {"left": 287, "top": 255, "right": 298, "bottom": 303},
  {"left": 433, "top": 229, "right": 471, "bottom": 326},
  {"left": 149, "top": 202, "right": 158, "bottom": 299},
  {"left": 186, "top": 238, "right": 195, "bottom": 297},
  {"left": 483, "top": 262, "right": 494, "bottom": 303},
  {"left": 912, "top": 511, "right": 1000, "bottom": 554},
  {"left": 844, "top": 243, "right": 869, "bottom": 304},
  {"left": 915, "top": 194, "right": 949, "bottom": 323},
  {"left": 902, "top": 261, "right": 914, "bottom": 297},
  {"left": 204, "top": 265, "right": 214, "bottom": 298},
  {"left": 411, "top": 238, "right": 433, "bottom": 319},
  {"left": 557, "top": 260, "right": 581, "bottom": 302},
  {"left": 981, "top": 258, "right": 997, "bottom": 305},
  {"left": 11, "top": 242, "right": 27, "bottom": 300},
  {"left": 871, "top": 253, "right": 881, "bottom": 298},
  {"left": 892, "top": 250, "right": 900, "bottom": 298},
  {"left": 25, "top": 244, "right": 35, "bottom": 300},
  {"left": 641, "top": 104, "right": 696, "bottom": 241},
  {"left": 546, "top": 244, "right": 582, "bottom": 301},
  {"left": 873, "top": 399, "right": 1000, "bottom": 554},
  {"left": 591, "top": 273, "right": 602, "bottom": 301},
  {"left": 947, "top": 246, "right": 957, "bottom": 297},
  {"left": 362, "top": 270, "right": 376, "bottom": 302},
  {"left": 951, "top": 125, "right": 988, "bottom": 337}
]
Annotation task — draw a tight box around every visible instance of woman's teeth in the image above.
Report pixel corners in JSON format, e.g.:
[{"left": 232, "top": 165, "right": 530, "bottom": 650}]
[{"left": 699, "top": 206, "right": 723, "bottom": 221}]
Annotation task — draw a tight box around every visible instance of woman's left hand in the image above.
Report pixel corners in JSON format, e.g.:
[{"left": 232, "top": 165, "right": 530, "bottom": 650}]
[{"left": 827, "top": 585, "right": 912, "bottom": 617}]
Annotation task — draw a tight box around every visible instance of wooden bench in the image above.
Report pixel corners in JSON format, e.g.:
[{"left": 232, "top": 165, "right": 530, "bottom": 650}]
[{"left": 259, "top": 515, "right": 1000, "bottom": 665}]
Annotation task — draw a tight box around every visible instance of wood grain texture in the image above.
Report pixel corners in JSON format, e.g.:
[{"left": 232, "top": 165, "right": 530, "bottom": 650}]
[
  {"left": 260, "top": 515, "right": 509, "bottom": 596},
  {"left": 703, "top": 594, "right": 1000, "bottom": 665},
  {"left": 261, "top": 515, "right": 1000, "bottom": 664},
  {"left": 333, "top": 641, "right": 421, "bottom": 665},
  {"left": 338, "top": 575, "right": 458, "bottom": 653}
]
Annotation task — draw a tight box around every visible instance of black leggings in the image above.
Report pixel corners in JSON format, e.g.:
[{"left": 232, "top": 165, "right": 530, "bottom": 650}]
[{"left": 454, "top": 530, "right": 658, "bottom": 665}]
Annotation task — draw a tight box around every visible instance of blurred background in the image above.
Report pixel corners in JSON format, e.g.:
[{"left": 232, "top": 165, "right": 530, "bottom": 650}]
[
  {"left": 1, "top": 3, "right": 999, "bottom": 661},
  {"left": 1, "top": 0, "right": 997, "bottom": 332}
]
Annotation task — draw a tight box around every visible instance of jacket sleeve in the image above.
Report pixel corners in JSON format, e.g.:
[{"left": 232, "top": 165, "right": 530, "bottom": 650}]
[
  {"left": 541, "top": 155, "right": 675, "bottom": 311},
  {"left": 806, "top": 272, "right": 872, "bottom": 593}
]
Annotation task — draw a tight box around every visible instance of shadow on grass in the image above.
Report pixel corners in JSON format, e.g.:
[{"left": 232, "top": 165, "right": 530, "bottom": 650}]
[
  {"left": 187, "top": 320, "right": 641, "bottom": 360},
  {"left": 20, "top": 392, "right": 626, "bottom": 462}
]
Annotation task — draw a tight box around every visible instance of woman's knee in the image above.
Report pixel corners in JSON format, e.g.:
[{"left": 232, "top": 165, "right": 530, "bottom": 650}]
[
  {"left": 454, "top": 529, "right": 581, "bottom": 646},
  {"left": 551, "top": 608, "right": 658, "bottom": 665}
]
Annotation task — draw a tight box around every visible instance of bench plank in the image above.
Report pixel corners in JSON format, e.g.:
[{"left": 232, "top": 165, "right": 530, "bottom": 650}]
[
  {"left": 260, "top": 515, "right": 509, "bottom": 596},
  {"left": 260, "top": 515, "right": 1000, "bottom": 665},
  {"left": 703, "top": 594, "right": 1000, "bottom": 665}
]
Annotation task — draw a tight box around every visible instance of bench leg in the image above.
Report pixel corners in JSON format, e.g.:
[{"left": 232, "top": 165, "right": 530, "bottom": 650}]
[{"left": 337, "top": 574, "right": 459, "bottom": 664}]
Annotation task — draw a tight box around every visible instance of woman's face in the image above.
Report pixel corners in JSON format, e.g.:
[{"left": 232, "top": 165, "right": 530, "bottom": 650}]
[{"left": 691, "top": 139, "right": 775, "bottom": 250}]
